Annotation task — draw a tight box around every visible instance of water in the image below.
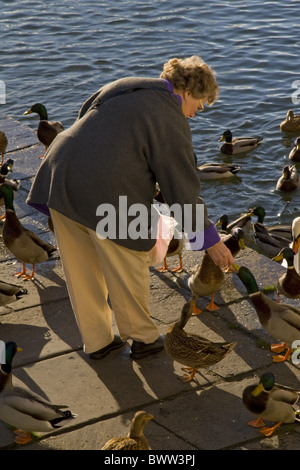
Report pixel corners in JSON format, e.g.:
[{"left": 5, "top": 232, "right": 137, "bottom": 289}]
[{"left": 1, "top": 0, "right": 300, "bottom": 228}]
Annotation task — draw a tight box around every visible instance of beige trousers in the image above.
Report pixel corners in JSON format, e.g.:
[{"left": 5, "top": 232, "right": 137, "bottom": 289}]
[{"left": 50, "top": 209, "right": 160, "bottom": 353}]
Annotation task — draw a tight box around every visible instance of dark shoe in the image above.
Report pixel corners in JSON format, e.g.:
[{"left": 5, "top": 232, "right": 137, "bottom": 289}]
[
  {"left": 130, "top": 335, "right": 165, "bottom": 359},
  {"left": 89, "top": 335, "right": 125, "bottom": 359}
]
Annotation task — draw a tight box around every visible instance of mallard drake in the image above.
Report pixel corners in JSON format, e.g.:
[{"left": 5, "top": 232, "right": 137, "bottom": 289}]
[
  {"left": 280, "top": 110, "right": 300, "bottom": 133},
  {"left": 1, "top": 184, "right": 57, "bottom": 281},
  {"left": 289, "top": 137, "right": 300, "bottom": 162},
  {"left": 0, "top": 131, "right": 8, "bottom": 166},
  {"left": 276, "top": 165, "right": 300, "bottom": 192},
  {"left": 23, "top": 103, "right": 64, "bottom": 158},
  {"left": 164, "top": 301, "right": 236, "bottom": 382},
  {"left": 0, "top": 342, "right": 22, "bottom": 393},
  {"left": 252, "top": 206, "right": 292, "bottom": 241},
  {"left": 272, "top": 247, "right": 300, "bottom": 302},
  {"left": 0, "top": 342, "right": 76, "bottom": 445},
  {"left": 219, "top": 130, "right": 263, "bottom": 155},
  {"left": 101, "top": 411, "right": 153, "bottom": 450},
  {"left": 0, "top": 281, "right": 27, "bottom": 307},
  {"left": 216, "top": 208, "right": 254, "bottom": 237},
  {"left": 188, "top": 227, "right": 245, "bottom": 314},
  {"left": 252, "top": 222, "right": 291, "bottom": 258},
  {"left": 232, "top": 263, "right": 300, "bottom": 362},
  {"left": 196, "top": 163, "right": 241, "bottom": 180},
  {"left": 243, "top": 372, "right": 300, "bottom": 437}
]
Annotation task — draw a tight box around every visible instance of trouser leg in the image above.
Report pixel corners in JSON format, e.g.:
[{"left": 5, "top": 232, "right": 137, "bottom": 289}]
[{"left": 50, "top": 209, "right": 114, "bottom": 353}]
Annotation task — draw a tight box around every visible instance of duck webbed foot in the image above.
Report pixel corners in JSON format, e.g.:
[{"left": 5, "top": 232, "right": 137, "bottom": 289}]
[
  {"left": 180, "top": 366, "right": 197, "bottom": 382},
  {"left": 260, "top": 421, "right": 282, "bottom": 437},
  {"left": 13, "top": 429, "right": 32, "bottom": 445}
]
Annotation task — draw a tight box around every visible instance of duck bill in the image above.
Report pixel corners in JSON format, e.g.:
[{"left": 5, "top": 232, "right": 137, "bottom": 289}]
[
  {"left": 231, "top": 263, "right": 240, "bottom": 272},
  {"left": 272, "top": 252, "right": 284, "bottom": 262},
  {"left": 252, "top": 382, "right": 264, "bottom": 397},
  {"left": 219, "top": 135, "right": 225, "bottom": 142},
  {"left": 292, "top": 238, "right": 300, "bottom": 255},
  {"left": 23, "top": 109, "right": 33, "bottom": 115},
  {"left": 238, "top": 239, "right": 245, "bottom": 250},
  {"left": 17, "top": 347, "right": 23, "bottom": 352}
]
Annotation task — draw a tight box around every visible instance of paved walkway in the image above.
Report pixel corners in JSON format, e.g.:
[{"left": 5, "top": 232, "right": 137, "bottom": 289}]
[{"left": 0, "top": 115, "right": 299, "bottom": 451}]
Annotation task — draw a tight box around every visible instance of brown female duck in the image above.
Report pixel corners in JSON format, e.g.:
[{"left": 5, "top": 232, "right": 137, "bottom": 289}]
[
  {"left": 101, "top": 411, "right": 153, "bottom": 450},
  {"left": 188, "top": 227, "right": 245, "bottom": 314},
  {"left": 164, "top": 301, "right": 236, "bottom": 382}
]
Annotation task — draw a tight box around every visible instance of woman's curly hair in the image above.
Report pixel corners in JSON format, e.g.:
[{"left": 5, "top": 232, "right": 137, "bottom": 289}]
[{"left": 160, "top": 55, "right": 219, "bottom": 105}]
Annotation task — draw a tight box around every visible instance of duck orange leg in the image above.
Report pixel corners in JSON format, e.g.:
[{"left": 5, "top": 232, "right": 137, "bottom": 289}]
[
  {"left": 23, "top": 265, "right": 36, "bottom": 281},
  {"left": 247, "top": 418, "right": 266, "bottom": 428},
  {"left": 171, "top": 255, "right": 183, "bottom": 273},
  {"left": 260, "top": 421, "right": 282, "bottom": 437},
  {"left": 180, "top": 367, "right": 197, "bottom": 382},
  {"left": 156, "top": 257, "right": 169, "bottom": 273},
  {"left": 205, "top": 293, "right": 219, "bottom": 311},
  {"left": 13, "top": 429, "right": 32, "bottom": 445},
  {"left": 13, "top": 262, "right": 27, "bottom": 278}
]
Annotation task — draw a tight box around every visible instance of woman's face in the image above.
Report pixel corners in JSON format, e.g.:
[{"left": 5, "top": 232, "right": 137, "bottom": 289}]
[{"left": 181, "top": 92, "right": 208, "bottom": 118}]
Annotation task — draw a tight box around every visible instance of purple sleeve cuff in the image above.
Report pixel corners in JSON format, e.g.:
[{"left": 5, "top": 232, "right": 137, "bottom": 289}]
[{"left": 187, "top": 223, "right": 220, "bottom": 251}]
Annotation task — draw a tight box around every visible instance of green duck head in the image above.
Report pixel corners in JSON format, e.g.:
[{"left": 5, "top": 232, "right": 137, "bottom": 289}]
[
  {"left": 252, "top": 206, "right": 266, "bottom": 223},
  {"left": 1, "top": 341, "right": 22, "bottom": 374},
  {"left": 252, "top": 372, "right": 275, "bottom": 397},
  {"left": 295, "top": 137, "right": 300, "bottom": 149},
  {"left": 216, "top": 214, "right": 228, "bottom": 230},
  {"left": 232, "top": 264, "right": 260, "bottom": 294},
  {"left": 24, "top": 103, "right": 48, "bottom": 121},
  {"left": 1, "top": 183, "right": 15, "bottom": 211},
  {"left": 272, "top": 247, "right": 294, "bottom": 266},
  {"left": 231, "top": 227, "right": 245, "bottom": 249},
  {"left": 219, "top": 129, "right": 232, "bottom": 143}
]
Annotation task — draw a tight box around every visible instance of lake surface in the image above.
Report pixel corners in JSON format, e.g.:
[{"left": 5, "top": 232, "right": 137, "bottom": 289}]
[{"left": 1, "top": 0, "right": 300, "bottom": 228}]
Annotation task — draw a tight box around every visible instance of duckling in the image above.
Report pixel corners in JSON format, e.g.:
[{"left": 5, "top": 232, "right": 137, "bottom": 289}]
[
  {"left": 188, "top": 227, "right": 245, "bottom": 314},
  {"left": 276, "top": 165, "right": 300, "bottom": 192},
  {"left": 219, "top": 129, "right": 263, "bottom": 155},
  {"left": 216, "top": 208, "right": 254, "bottom": 237},
  {"left": 101, "top": 411, "right": 153, "bottom": 450},
  {"left": 23, "top": 103, "right": 64, "bottom": 158},
  {"left": 232, "top": 263, "right": 300, "bottom": 362},
  {"left": 289, "top": 137, "right": 300, "bottom": 162},
  {"left": 0, "top": 341, "right": 22, "bottom": 393},
  {"left": 0, "top": 280, "right": 27, "bottom": 307},
  {"left": 280, "top": 110, "right": 300, "bottom": 133},
  {"left": 272, "top": 247, "right": 300, "bottom": 302},
  {"left": 243, "top": 372, "right": 300, "bottom": 437},
  {"left": 1, "top": 184, "right": 57, "bottom": 281},
  {"left": 252, "top": 206, "right": 292, "bottom": 241},
  {"left": 252, "top": 222, "right": 291, "bottom": 258},
  {"left": 164, "top": 301, "right": 236, "bottom": 382},
  {"left": 196, "top": 163, "right": 241, "bottom": 180},
  {"left": 0, "top": 131, "right": 8, "bottom": 165}
]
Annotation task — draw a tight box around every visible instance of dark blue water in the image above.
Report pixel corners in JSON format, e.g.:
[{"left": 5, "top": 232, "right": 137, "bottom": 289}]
[{"left": 1, "top": 0, "right": 300, "bottom": 227}]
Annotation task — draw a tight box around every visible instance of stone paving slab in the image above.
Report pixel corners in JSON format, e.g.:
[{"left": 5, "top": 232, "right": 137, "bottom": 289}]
[{"left": 0, "top": 114, "right": 300, "bottom": 452}]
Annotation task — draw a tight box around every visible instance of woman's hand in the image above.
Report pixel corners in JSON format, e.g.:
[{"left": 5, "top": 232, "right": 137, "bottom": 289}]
[{"left": 206, "top": 240, "right": 234, "bottom": 269}]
